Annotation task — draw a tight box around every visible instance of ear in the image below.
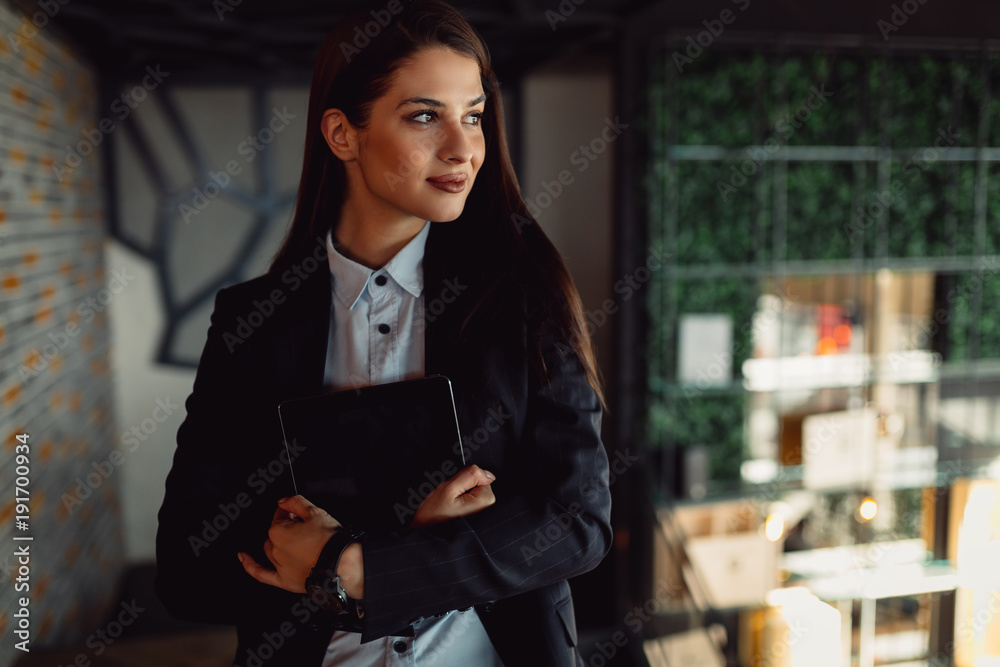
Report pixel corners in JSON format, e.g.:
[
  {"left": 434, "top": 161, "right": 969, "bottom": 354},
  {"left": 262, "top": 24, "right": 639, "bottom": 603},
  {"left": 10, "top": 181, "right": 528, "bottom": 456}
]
[{"left": 320, "top": 108, "right": 358, "bottom": 161}]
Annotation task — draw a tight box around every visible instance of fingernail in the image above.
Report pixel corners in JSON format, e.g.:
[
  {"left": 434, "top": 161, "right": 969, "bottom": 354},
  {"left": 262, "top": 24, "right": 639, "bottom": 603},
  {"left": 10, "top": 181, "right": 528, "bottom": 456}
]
[
  {"left": 238, "top": 553, "right": 245, "bottom": 563},
  {"left": 484, "top": 470, "right": 496, "bottom": 480}
]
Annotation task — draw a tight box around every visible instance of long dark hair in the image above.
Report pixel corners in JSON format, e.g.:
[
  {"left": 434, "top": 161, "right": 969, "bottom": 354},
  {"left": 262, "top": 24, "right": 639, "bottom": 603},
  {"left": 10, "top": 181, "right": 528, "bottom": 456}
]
[{"left": 269, "top": 0, "right": 605, "bottom": 410}]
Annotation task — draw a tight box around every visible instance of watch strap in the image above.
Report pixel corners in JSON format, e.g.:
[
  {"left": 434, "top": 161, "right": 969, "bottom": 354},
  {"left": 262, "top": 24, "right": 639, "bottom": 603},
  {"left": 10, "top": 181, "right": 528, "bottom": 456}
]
[
  {"left": 306, "top": 526, "right": 363, "bottom": 614},
  {"left": 312, "top": 526, "right": 359, "bottom": 578}
]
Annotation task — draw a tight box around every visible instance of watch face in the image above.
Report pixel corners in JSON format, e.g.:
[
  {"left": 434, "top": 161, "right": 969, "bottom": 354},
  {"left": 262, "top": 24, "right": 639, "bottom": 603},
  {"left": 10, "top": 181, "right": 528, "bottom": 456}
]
[{"left": 307, "top": 575, "right": 348, "bottom": 613}]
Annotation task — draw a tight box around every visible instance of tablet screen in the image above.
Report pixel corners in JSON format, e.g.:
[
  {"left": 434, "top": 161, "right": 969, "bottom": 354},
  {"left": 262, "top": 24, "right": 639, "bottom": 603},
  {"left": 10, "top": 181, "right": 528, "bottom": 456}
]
[{"left": 277, "top": 375, "right": 465, "bottom": 533}]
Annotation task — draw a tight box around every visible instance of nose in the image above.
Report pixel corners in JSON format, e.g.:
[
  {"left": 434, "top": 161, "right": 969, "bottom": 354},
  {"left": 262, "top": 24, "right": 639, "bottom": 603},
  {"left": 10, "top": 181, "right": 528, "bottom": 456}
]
[{"left": 436, "top": 118, "right": 475, "bottom": 164}]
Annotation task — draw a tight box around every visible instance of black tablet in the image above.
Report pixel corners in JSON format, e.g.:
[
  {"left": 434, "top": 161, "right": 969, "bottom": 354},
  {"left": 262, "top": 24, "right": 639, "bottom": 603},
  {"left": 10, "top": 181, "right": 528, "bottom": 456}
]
[{"left": 277, "top": 375, "right": 465, "bottom": 533}]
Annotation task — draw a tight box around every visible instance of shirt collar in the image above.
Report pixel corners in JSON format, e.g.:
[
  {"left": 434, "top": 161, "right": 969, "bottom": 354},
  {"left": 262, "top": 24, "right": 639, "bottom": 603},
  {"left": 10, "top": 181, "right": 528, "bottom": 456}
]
[{"left": 326, "top": 221, "right": 430, "bottom": 309}]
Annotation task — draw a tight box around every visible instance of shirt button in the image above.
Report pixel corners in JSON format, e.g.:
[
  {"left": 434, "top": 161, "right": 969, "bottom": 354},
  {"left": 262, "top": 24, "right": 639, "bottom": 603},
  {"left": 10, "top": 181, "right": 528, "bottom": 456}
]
[
  {"left": 378, "top": 323, "right": 390, "bottom": 335},
  {"left": 374, "top": 274, "right": 387, "bottom": 286},
  {"left": 393, "top": 640, "right": 407, "bottom": 654}
]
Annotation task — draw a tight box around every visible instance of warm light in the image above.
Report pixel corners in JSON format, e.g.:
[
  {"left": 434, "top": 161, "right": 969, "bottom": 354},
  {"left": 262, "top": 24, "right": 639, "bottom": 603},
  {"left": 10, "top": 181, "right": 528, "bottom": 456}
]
[
  {"left": 833, "top": 324, "right": 852, "bottom": 346},
  {"left": 816, "top": 336, "right": 838, "bottom": 355},
  {"left": 858, "top": 497, "right": 878, "bottom": 521},
  {"left": 764, "top": 513, "right": 785, "bottom": 541}
]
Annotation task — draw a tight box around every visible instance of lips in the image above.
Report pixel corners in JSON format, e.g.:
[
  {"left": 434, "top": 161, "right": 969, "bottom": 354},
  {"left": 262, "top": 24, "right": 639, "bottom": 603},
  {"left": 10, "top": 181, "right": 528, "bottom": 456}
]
[{"left": 426, "top": 173, "right": 468, "bottom": 183}]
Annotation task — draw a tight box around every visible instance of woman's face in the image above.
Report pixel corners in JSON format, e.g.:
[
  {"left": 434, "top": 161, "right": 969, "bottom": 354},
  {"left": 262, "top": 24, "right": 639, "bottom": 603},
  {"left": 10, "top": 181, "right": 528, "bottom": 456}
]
[{"left": 343, "top": 47, "right": 487, "bottom": 226}]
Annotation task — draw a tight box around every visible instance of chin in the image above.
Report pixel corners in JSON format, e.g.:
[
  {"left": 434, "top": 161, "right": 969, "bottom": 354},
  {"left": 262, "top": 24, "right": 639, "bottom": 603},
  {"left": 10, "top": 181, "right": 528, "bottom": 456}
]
[{"left": 422, "top": 203, "right": 470, "bottom": 224}]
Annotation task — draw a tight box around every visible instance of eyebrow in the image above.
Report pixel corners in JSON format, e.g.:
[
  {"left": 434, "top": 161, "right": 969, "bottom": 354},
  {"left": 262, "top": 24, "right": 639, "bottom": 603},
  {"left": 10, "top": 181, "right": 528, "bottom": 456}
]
[{"left": 396, "top": 94, "right": 487, "bottom": 109}]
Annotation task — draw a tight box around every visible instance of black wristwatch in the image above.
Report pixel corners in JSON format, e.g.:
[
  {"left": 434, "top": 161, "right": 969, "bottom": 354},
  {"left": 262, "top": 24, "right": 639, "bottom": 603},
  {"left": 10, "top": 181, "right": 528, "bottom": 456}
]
[{"left": 304, "top": 525, "right": 365, "bottom": 615}]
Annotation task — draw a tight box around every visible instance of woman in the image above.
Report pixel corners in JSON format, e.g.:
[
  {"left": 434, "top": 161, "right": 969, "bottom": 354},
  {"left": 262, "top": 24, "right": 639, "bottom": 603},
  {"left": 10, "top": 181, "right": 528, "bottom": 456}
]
[{"left": 154, "top": 1, "right": 612, "bottom": 665}]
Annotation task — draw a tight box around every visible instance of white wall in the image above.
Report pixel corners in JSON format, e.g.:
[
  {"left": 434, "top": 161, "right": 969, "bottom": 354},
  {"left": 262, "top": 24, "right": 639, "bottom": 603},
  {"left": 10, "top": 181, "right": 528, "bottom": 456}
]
[
  {"left": 110, "top": 85, "right": 309, "bottom": 562},
  {"left": 521, "top": 53, "right": 616, "bottom": 372}
]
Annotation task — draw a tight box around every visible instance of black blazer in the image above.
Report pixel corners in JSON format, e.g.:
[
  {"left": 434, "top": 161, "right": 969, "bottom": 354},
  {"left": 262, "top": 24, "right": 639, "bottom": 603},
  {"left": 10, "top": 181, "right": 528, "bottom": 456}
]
[{"left": 154, "top": 221, "right": 613, "bottom": 666}]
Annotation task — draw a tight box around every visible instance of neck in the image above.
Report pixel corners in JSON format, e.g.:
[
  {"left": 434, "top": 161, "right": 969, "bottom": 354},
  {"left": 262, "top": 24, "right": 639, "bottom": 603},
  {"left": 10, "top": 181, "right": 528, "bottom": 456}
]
[{"left": 334, "top": 198, "right": 426, "bottom": 269}]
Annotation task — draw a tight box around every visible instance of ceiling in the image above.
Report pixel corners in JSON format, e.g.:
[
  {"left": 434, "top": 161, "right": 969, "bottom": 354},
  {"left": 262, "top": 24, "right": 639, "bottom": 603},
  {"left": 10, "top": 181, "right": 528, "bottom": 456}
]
[
  {"left": 27, "top": 0, "right": 641, "bottom": 80},
  {"left": 18, "top": 0, "right": 1000, "bottom": 80}
]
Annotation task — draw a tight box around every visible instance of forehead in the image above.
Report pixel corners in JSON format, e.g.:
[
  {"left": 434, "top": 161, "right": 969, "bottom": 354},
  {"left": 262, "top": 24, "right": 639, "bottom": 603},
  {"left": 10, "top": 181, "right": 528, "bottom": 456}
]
[{"left": 387, "top": 47, "right": 484, "bottom": 99}]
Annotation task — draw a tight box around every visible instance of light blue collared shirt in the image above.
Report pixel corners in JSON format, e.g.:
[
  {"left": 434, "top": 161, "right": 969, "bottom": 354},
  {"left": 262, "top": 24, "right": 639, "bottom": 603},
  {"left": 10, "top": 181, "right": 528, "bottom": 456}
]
[{"left": 321, "top": 221, "right": 504, "bottom": 666}]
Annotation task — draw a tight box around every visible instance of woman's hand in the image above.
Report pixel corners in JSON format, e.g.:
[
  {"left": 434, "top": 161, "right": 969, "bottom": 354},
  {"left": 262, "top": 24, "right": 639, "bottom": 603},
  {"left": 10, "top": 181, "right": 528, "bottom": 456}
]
[
  {"left": 410, "top": 464, "right": 497, "bottom": 529},
  {"left": 237, "top": 495, "right": 341, "bottom": 594}
]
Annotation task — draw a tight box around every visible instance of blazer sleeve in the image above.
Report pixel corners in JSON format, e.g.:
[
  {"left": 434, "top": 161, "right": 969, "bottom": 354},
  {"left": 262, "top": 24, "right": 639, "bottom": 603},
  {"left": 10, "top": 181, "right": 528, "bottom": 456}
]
[
  {"left": 154, "top": 286, "right": 303, "bottom": 626},
  {"left": 358, "top": 325, "right": 614, "bottom": 641}
]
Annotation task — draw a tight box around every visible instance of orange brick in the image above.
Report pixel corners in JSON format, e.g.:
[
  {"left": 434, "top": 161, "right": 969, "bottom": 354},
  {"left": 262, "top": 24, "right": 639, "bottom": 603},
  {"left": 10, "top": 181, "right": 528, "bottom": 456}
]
[
  {"left": 39, "top": 613, "right": 54, "bottom": 640},
  {"left": 3, "top": 386, "right": 21, "bottom": 405},
  {"left": 30, "top": 493, "right": 43, "bottom": 515}
]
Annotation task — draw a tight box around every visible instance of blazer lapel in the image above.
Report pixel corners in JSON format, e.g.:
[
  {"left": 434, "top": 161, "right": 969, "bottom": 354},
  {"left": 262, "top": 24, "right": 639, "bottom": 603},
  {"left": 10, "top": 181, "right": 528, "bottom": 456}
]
[
  {"left": 273, "top": 224, "right": 467, "bottom": 411},
  {"left": 274, "top": 254, "right": 332, "bottom": 397},
  {"left": 423, "top": 222, "right": 469, "bottom": 421}
]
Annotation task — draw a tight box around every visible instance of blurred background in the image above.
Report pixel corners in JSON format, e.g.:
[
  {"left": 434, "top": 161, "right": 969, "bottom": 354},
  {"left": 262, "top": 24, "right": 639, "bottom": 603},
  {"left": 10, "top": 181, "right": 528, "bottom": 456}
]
[{"left": 1, "top": 0, "right": 1000, "bottom": 665}]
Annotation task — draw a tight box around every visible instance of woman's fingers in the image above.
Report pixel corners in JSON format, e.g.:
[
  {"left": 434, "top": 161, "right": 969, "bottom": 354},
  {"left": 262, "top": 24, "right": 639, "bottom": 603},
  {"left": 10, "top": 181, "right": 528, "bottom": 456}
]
[
  {"left": 447, "top": 465, "right": 496, "bottom": 498},
  {"left": 276, "top": 494, "right": 320, "bottom": 519},
  {"left": 460, "top": 482, "right": 496, "bottom": 508},
  {"left": 238, "top": 552, "right": 282, "bottom": 588},
  {"left": 408, "top": 465, "right": 498, "bottom": 529}
]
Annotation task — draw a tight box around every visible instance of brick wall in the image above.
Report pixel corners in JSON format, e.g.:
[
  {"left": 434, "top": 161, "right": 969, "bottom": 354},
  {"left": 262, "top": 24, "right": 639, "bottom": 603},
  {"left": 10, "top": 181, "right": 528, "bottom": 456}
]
[{"left": 0, "top": 1, "right": 123, "bottom": 661}]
